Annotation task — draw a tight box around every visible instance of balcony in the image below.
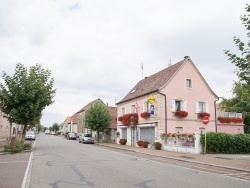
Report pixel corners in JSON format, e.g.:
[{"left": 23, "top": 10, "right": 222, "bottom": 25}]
[{"left": 217, "top": 111, "right": 242, "bottom": 118}]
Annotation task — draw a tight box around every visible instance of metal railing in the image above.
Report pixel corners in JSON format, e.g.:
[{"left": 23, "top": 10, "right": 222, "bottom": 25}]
[{"left": 217, "top": 111, "right": 242, "bottom": 118}]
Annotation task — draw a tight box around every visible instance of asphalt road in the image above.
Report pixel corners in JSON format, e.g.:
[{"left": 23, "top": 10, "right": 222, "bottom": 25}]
[{"left": 23, "top": 133, "right": 250, "bottom": 188}]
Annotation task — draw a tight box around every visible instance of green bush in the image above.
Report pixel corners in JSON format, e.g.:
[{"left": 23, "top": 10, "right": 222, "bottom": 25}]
[{"left": 200, "top": 132, "right": 250, "bottom": 154}]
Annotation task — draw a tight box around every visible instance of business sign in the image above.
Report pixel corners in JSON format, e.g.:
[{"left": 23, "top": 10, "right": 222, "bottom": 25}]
[{"left": 150, "top": 105, "right": 154, "bottom": 118}]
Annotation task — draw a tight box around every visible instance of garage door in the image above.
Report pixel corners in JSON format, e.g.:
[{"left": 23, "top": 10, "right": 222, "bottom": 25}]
[
  {"left": 121, "top": 128, "right": 127, "bottom": 139},
  {"left": 140, "top": 127, "right": 155, "bottom": 144}
]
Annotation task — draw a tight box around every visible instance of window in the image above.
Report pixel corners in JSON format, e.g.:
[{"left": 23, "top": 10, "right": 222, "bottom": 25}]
[
  {"left": 143, "top": 101, "right": 150, "bottom": 112},
  {"left": 175, "top": 100, "right": 181, "bottom": 111},
  {"left": 171, "top": 99, "right": 187, "bottom": 112},
  {"left": 121, "top": 107, "right": 126, "bottom": 115},
  {"left": 131, "top": 105, "right": 136, "bottom": 113},
  {"left": 195, "top": 101, "right": 209, "bottom": 113},
  {"left": 186, "top": 79, "right": 192, "bottom": 88}
]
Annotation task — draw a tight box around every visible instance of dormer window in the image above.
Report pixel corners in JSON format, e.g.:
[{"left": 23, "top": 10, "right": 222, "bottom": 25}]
[{"left": 130, "top": 89, "right": 136, "bottom": 93}]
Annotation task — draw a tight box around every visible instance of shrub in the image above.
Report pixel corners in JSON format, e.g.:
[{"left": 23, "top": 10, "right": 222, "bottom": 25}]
[{"left": 200, "top": 132, "right": 250, "bottom": 154}]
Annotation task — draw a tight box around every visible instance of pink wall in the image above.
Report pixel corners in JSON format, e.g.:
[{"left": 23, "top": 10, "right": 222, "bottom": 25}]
[
  {"left": 161, "top": 59, "right": 217, "bottom": 133},
  {"left": 217, "top": 124, "right": 244, "bottom": 134}
]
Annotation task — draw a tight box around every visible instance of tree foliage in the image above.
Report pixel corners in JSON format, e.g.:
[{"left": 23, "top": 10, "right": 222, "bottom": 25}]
[
  {"left": 85, "top": 102, "right": 112, "bottom": 142},
  {"left": 224, "top": 4, "right": 250, "bottom": 85},
  {"left": 51, "top": 123, "right": 60, "bottom": 132},
  {"left": 0, "top": 63, "right": 56, "bottom": 136},
  {"left": 222, "top": 4, "right": 250, "bottom": 132}
]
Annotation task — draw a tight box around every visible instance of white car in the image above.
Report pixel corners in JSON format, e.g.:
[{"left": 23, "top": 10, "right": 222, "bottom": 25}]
[
  {"left": 79, "top": 133, "right": 94, "bottom": 144},
  {"left": 25, "top": 131, "right": 36, "bottom": 140}
]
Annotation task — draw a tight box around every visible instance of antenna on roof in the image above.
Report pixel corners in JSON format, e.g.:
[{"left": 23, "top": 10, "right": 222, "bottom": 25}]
[
  {"left": 141, "top": 63, "right": 144, "bottom": 80},
  {"left": 168, "top": 58, "right": 172, "bottom": 67}
]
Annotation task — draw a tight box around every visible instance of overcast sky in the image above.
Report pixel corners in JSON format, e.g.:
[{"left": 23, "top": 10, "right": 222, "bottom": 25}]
[{"left": 0, "top": 0, "right": 249, "bottom": 127}]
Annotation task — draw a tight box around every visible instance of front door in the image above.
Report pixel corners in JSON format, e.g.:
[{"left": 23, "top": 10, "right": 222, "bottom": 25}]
[{"left": 131, "top": 127, "right": 136, "bottom": 146}]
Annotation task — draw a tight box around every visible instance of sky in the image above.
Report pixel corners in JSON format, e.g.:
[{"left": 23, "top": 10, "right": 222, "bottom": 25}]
[{"left": 0, "top": 0, "right": 249, "bottom": 127}]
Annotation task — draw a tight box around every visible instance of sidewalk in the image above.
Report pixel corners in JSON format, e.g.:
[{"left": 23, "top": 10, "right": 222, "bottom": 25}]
[{"left": 95, "top": 142, "right": 250, "bottom": 172}]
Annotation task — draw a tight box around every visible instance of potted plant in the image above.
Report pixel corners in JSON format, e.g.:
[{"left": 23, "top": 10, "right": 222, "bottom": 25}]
[
  {"left": 153, "top": 142, "right": 162, "bottom": 150},
  {"left": 119, "top": 139, "right": 127, "bottom": 145},
  {"left": 141, "top": 141, "right": 149, "bottom": 148}
]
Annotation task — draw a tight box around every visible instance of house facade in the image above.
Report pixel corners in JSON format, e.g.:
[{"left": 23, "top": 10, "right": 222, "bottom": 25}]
[
  {"left": 116, "top": 56, "right": 218, "bottom": 146},
  {"left": 76, "top": 99, "right": 117, "bottom": 142},
  {"left": 0, "top": 110, "right": 23, "bottom": 148}
]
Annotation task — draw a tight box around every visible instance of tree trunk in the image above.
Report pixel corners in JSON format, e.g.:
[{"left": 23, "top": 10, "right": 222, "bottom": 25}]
[{"left": 97, "top": 131, "right": 99, "bottom": 143}]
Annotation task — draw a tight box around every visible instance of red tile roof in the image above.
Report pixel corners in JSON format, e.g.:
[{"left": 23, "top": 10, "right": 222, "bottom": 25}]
[
  {"left": 77, "top": 98, "right": 104, "bottom": 113},
  {"left": 117, "top": 58, "right": 186, "bottom": 104},
  {"left": 107, "top": 106, "right": 117, "bottom": 129},
  {"left": 71, "top": 113, "right": 78, "bottom": 124}
]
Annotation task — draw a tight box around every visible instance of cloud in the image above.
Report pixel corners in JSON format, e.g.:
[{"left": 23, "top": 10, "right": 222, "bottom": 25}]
[{"left": 0, "top": 0, "right": 249, "bottom": 127}]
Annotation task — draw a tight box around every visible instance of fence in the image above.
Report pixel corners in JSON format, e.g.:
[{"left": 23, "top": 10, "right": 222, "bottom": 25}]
[{"left": 162, "top": 132, "right": 202, "bottom": 154}]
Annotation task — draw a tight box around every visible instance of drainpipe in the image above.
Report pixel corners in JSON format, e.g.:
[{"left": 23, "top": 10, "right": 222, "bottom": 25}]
[
  {"left": 158, "top": 92, "right": 167, "bottom": 133},
  {"left": 214, "top": 97, "right": 221, "bottom": 132}
]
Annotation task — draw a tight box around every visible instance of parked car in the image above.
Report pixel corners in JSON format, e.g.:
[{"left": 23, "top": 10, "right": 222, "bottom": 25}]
[
  {"left": 25, "top": 131, "right": 36, "bottom": 140},
  {"left": 67, "top": 132, "right": 76, "bottom": 140},
  {"left": 79, "top": 133, "right": 94, "bottom": 144}
]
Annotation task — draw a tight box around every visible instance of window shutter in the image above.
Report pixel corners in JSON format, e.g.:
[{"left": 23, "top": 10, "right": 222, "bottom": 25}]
[
  {"left": 171, "top": 99, "right": 175, "bottom": 112},
  {"left": 195, "top": 101, "right": 199, "bottom": 113},
  {"left": 183, "top": 100, "right": 187, "bottom": 111},
  {"left": 206, "top": 103, "right": 209, "bottom": 113}
]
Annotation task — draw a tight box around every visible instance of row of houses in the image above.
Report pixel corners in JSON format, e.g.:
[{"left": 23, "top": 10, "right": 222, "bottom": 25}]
[{"left": 61, "top": 56, "right": 244, "bottom": 146}]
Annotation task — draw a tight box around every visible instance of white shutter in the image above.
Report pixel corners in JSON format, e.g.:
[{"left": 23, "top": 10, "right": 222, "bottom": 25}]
[
  {"left": 195, "top": 101, "right": 199, "bottom": 113},
  {"left": 183, "top": 100, "right": 187, "bottom": 111},
  {"left": 206, "top": 103, "right": 209, "bottom": 113},
  {"left": 171, "top": 99, "right": 175, "bottom": 112}
]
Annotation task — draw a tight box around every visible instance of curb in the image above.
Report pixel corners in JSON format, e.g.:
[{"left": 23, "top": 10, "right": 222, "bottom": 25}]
[{"left": 96, "top": 143, "right": 250, "bottom": 173}]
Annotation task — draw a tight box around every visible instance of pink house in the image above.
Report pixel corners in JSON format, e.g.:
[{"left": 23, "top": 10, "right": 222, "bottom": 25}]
[{"left": 116, "top": 56, "right": 219, "bottom": 146}]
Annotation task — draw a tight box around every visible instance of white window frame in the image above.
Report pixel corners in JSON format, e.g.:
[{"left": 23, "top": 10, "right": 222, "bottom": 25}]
[
  {"left": 143, "top": 101, "right": 150, "bottom": 112},
  {"left": 186, "top": 79, "right": 192, "bottom": 88},
  {"left": 130, "top": 105, "right": 136, "bottom": 113},
  {"left": 171, "top": 99, "right": 187, "bottom": 112},
  {"left": 121, "top": 107, "right": 126, "bottom": 115},
  {"left": 195, "top": 101, "right": 209, "bottom": 113}
]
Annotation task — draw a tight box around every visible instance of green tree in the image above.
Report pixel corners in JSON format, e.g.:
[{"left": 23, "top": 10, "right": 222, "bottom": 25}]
[
  {"left": 85, "top": 102, "right": 112, "bottom": 142},
  {"left": 52, "top": 123, "right": 59, "bottom": 132},
  {"left": 224, "top": 4, "right": 250, "bottom": 85},
  {"left": 0, "top": 63, "right": 56, "bottom": 137},
  {"left": 223, "top": 4, "right": 250, "bottom": 133}
]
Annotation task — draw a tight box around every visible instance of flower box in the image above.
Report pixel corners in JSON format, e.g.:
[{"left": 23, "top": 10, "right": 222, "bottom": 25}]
[
  {"left": 140, "top": 112, "right": 150, "bottom": 118},
  {"left": 197, "top": 112, "right": 210, "bottom": 119},
  {"left": 174, "top": 110, "right": 188, "bottom": 118},
  {"left": 218, "top": 117, "right": 243, "bottom": 123}
]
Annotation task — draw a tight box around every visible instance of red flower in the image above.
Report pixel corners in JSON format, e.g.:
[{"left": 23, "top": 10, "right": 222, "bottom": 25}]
[
  {"left": 197, "top": 112, "right": 210, "bottom": 119},
  {"left": 174, "top": 110, "right": 188, "bottom": 118},
  {"left": 121, "top": 113, "right": 138, "bottom": 126},
  {"left": 140, "top": 112, "right": 150, "bottom": 118}
]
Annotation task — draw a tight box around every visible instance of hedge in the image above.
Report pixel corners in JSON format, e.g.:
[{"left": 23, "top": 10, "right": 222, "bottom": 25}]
[{"left": 200, "top": 132, "right": 250, "bottom": 154}]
